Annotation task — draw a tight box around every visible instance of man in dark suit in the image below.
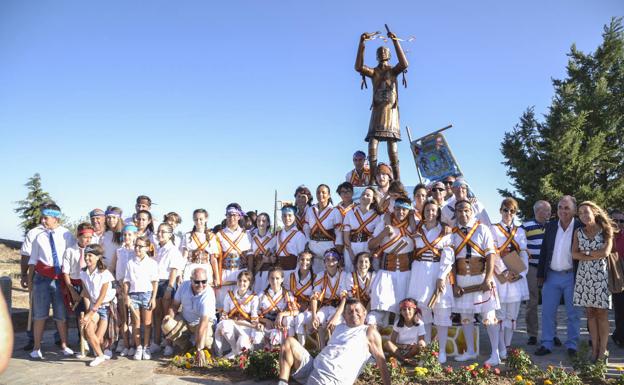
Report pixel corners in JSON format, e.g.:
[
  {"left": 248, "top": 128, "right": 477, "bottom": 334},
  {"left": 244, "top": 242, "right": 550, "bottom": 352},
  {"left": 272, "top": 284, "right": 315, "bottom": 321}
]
[{"left": 535, "top": 195, "right": 582, "bottom": 356}]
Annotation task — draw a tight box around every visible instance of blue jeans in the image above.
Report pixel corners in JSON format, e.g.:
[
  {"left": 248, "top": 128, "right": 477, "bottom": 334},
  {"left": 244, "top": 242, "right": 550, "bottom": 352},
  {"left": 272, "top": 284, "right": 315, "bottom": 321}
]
[
  {"left": 540, "top": 269, "right": 580, "bottom": 350},
  {"left": 129, "top": 291, "right": 153, "bottom": 310},
  {"left": 32, "top": 274, "right": 66, "bottom": 321}
]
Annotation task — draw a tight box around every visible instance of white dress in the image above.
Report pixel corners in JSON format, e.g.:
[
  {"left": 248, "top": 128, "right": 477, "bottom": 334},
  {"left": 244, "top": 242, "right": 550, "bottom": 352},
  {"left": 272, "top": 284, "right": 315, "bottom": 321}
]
[
  {"left": 343, "top": 206, "right": 382, "bottom": 269},
  {"left": 406, "top": 223, "right": 454, "bottom": 326},
  {"left": 304, "top": 204, "right": 341, "bottom": 272},
  {"left": 451, "top": 219, "right": 500, "bottom": 315},
  {"left": 491, "top": 222, "right": 529, "bottom": 303},
  {"left": 248, "top": 230, "right": 276, "bottom": 294},
  {"left": 369, "top": 216, "right": 415, "bottom": 314}
]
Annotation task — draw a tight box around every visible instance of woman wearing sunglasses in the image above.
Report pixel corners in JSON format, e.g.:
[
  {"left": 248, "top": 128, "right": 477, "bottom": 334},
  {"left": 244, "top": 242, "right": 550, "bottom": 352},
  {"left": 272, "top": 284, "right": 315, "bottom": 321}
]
[{"left": 490, "top": 198, "right": 529, "bottom": 365}]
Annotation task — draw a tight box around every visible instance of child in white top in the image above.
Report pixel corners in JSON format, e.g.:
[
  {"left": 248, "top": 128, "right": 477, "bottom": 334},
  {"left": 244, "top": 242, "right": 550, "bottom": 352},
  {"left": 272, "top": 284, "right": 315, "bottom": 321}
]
[
  {"left": 123, "top": 236, "right": 158, "bottom": 361},
  {"left": 163, "top": 212, "right": 184, "bottom": 253},
  {"left": 114, "top": 224, "right": 138, "bottom": 356},
  {"left": 382, "top": 298, "right": 426, "bottom": 365},
  {"left": 215, "top": 271, "right": 262, "bottom": 358},
  {"left": 257, "top": 266, "right": 298, "bottom": 347},
  {"left": 79, "top": 244, "right": 116, "bottom": 367},
  {"left": 101, "top": 207, "right": 124, "bottom": 273},
  {"left": 153, "top": 223, "right": 185, "bottom": 356},
  {"left": 181, "top": 209, "right": 219, "bottom": 283}
]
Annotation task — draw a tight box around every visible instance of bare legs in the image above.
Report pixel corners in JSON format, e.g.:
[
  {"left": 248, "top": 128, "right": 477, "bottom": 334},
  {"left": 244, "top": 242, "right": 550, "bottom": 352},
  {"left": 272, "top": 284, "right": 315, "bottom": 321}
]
[{"left": 279, "top": 337, "right": 305, "bottom": 383}]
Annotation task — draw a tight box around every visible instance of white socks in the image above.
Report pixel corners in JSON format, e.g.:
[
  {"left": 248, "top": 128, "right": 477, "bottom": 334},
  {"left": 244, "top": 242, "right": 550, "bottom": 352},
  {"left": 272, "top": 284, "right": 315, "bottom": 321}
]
[
  {"left": 462, "top": 324, "right": 475, "bottom": 355},
  {"left": 424, "top": 323, "right": 432, "bottom": 344},
  {"left": 486, "top": 324, "right": 500, "bottom": 361}
]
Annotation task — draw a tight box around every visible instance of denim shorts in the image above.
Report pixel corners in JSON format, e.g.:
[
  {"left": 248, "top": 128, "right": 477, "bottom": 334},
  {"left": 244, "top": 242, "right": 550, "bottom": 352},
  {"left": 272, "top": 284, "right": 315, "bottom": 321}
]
[
  {"left": 32, "top": 274, "right": 66, "bottom": 321},
  {"left": 129, "top": 291, "right": 153, "bottom": 310},
  {"left": 96, "top": 306, "right": 109, "bottom": 321},
  {"left": 156, "top": 279, "right": 177, "bottom": 299}
]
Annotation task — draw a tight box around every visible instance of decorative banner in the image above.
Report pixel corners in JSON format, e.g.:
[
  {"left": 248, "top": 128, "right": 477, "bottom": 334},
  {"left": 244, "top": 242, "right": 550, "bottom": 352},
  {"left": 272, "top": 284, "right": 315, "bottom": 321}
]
[{"left": 411, "top": 133, "right": 462, "bottom": 182}]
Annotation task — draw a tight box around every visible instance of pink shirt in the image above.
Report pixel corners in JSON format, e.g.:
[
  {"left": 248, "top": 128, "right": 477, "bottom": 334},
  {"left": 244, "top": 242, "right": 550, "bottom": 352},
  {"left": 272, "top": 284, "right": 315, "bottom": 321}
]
[{"left": 614, "top": 230, "right": 624, "bottom": 261}]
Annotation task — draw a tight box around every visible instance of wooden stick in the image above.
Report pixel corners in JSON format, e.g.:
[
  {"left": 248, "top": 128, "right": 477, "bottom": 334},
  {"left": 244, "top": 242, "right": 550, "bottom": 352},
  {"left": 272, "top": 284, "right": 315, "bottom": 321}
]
[
  {"left": 79, "top": 311, "right": 87, "bottom": 357},
  {"left": 27, "top": 290, "right": 33, "bottom": 332}
]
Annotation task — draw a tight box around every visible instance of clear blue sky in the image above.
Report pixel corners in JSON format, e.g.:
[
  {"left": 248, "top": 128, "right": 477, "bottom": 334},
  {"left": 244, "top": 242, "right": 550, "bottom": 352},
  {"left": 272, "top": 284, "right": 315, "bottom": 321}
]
[{"left": 1, "top": 0, "right": 621, "bottom": 240}]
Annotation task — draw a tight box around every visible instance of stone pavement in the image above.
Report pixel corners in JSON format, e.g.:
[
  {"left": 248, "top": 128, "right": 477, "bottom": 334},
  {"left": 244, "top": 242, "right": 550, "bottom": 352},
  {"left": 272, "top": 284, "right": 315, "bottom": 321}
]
[{"left": 2, "top": 304, "right": 622, "bottom": 384}]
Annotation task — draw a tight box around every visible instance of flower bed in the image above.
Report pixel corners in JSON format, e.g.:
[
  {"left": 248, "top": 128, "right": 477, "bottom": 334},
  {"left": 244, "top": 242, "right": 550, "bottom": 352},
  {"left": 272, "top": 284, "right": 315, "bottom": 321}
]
[{"left": 165, "top": 345, "right": 624, "bottom": 385}]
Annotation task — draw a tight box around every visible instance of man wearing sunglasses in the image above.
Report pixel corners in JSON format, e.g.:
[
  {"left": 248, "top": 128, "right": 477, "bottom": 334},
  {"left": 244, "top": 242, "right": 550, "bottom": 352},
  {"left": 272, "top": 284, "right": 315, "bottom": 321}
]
[
  {"left": 611, "top": 209, "right": 624, "bottom": 348},
  {"left": 163, "top": 267, "right": 216, "bottom": 363}
]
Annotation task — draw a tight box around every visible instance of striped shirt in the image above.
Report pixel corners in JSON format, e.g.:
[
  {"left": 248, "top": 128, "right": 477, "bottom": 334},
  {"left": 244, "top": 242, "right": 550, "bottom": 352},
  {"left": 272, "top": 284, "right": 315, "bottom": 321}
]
[{"left": 522, "top": 219, "right": 546, "bottom": 266}]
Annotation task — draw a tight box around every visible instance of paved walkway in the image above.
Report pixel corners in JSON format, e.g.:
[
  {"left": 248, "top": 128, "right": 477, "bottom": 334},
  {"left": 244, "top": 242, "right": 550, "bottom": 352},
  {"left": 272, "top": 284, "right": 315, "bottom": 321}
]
[{"left": 2, "top": 304, "right": 622, "bottom": 384}]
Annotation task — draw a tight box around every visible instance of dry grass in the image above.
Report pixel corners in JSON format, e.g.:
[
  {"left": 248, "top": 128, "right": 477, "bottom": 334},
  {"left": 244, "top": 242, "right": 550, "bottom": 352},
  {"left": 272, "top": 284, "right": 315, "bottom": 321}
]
[{"left": 0, "top": 244, "right": 30, "bottom": 311}]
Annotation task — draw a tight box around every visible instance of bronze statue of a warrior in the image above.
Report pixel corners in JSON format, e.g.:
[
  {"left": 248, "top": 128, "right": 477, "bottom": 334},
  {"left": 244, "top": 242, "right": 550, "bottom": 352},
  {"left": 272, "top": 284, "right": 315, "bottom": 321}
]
[{"left": 355, "top": 27, "right": 408, "bottom": 183}]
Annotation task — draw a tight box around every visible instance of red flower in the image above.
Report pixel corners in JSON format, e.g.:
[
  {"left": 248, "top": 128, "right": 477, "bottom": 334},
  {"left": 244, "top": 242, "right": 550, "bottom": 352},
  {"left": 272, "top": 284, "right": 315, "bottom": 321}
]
[
  {"left": 445, "top": 366, "right": 453, "bottom": 374},
  {"left": 484, "top": 363, "right": 491, "bottom": 370},
  {"left": 241, "top": 347, "right": 248, "bottom": 352},
  {"left": 493, "top": 368, "right": 501, "bottom": 375},
  {"left": 432, "top": 351, "right": 439, "bottom": 357},
  {"left": 239, "top": 363, "right": 245, "bottom": 369},
  {"left": 471, "top": 370, "right": 478, "bottom": 378},
  {"left": 264, "top": 347, "right": 270, "bottom": 352}
]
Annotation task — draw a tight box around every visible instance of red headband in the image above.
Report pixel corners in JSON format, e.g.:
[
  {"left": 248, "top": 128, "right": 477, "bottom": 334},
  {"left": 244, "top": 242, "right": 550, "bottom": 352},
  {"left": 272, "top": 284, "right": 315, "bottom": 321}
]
[
  {"left": 400, "top": 301, "right": 418, "bottom": 310},
  {"left": 78, "top": 228, "right": 94, "bottom": 236}
]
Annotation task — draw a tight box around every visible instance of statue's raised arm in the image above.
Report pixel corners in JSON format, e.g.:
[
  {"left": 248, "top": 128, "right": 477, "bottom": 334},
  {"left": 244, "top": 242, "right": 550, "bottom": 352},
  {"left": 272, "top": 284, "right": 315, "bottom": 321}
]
[
  {"left": 387, "top": 30, "right": 408, "bottom": 75},
  {"left": 355, "top": 33, "right": 376, "bottom": 77}
]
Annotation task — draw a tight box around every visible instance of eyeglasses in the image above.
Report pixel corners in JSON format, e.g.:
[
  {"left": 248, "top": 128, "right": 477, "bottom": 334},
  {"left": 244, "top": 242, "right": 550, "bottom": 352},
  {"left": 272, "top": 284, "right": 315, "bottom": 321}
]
[
  {"left": 443, "top": 181, "right": 454, "bottom": 186},
  {"left": 502, "top": 208, "right": 516, "bottom": 214},
  {"left": 193, "top": 280, "right": 207, "bottom": 285},
  {"left": 134, "top": 244, "right": 147, "bottom": 249},
  {"left": 432, "top": 188, "right": 445, "bottom": 192}
]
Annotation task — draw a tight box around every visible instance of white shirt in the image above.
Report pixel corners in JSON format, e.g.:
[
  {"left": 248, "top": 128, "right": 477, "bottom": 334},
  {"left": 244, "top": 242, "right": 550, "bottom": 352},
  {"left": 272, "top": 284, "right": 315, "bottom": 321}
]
[
  {"left": 216, "top": 226, "right": 252, "bottom": 257},
  {"left": 275, "top": 227, "right": 307, "bottom": 257},
  {"left": 222, "top": 289, "right": 259, "bottom": 320},
  {"left": 61, "top": 244, "right": 85, "bottom": 280},
  {"left": 182, "top": 231, "right": 220, "bottom": 255},
  {"left": 249, "top": 230, "right": 276, "bottom": 256},
  {"left": 28, "top": 226, "right": 75, "bottom": 267},
  {"left": 343, "top": 206, "right": 381, "bottom": 236},
  {"left": 174, "top": 280, "right": 216, "bottom": 325},
  {"left": 20, "top": 225, "right": 46, "bottom": 257},
  {"left": 124, "top": 255, "right": 159, "bottom": 293},
  {"left": 451, "top": 219, "right": 496, "bottom": 259},
  {"left": 304, "top": 204, "right": 342, "bottom": 240},
  {"left": 115, "top": 246, "right": 134, "bottom": 281},
  {"left": 550, "top": 220, "right": 574, "bottom": 271},
  {"left": 154, "top": 241, "right": 185, "bottom": 280},
  {"left": 313, "top": 270, "right": 348, "bottom": 301},
  {"left": 393, "top": 320, "right": 426, "bottom": 345},
  {"left": 80, "top": 268, "right": 116, "bottom": 305},
  {"left": 442, "top": 196, "right": 492, "bottom": 227}
]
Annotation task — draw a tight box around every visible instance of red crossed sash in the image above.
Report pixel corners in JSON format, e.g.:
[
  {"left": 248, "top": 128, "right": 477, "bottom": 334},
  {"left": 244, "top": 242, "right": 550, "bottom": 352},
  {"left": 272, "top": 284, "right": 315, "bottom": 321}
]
[
  {"left": 227, "top": 291, "right": 256, "bottom": 320},
  {"left": 349, "top": 168, "right": 370, "bottom": 186},
  {"left": 380, "top": 197, "right": 391, "bottom": 213},
  {"left": 275, "top": 229, "right": 298, "bottom": 257},
  {"left": 253, "top": 233, "right": 274, "bottom": 256},
  {"left": 453, "top": 222, "right": 486, "bottom": 256},
  {"left": 351, "top": 271, "right": 371, "bottom": 302},
  {"left": 336, "top": 203, "right": 354, "bottom": 218},
  {"left": 217, "top": 229, "right": 246, "bottom": 278},
  {"left": 414, "top": 225, "right": 445, "bottom": 257},
  {"left": 314, "top": 272, "right": 342, "bottom": 304},
  {"left": 310, "top": 205, "right": 336, "bottom": 240},
  {"left": 290, "top": 271, "right": 315, "bottom": 303},
  {"left": 295, "top": 206, "right": 307, "bottom": 231},
  {"left": 495, "top": 224, "right": 520, "bottom": 254},
  {"left": 352, "top": 208, "right": 378, "bottom": 236},
  {"left": 390, "top": 213, "right": 410, "bottom": 237},
  {"left": 260, "top": 288, "right": 294, "bottom": 316},
  {"left": 191, "top": 232, "right": 210, "bottom": 252}
]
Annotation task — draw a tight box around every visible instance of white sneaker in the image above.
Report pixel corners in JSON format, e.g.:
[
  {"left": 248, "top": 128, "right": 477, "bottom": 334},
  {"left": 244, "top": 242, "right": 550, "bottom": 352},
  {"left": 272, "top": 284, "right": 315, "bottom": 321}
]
[
  {"left": 89, "top": 355, "right": 107, "bottom": 367},
  {"left": 142, "top": 346, "right": 152, "bottom": 360},
  {"left": 127, "top": 347, "right": 136, "bottom": 356},
  {"left": 103, "top": 349, "right": 113, "bottom": 360},
  {"left": 438, "top": 351, "right": 447, "bottom": 364},
  {"left": 224, "top": 351, "right": 236, "bottom": 360},
  {"left": 116, "top": 341, "right": 125, "bottom": 353},
  {"left": 499, "top": 349, "right": 508, "bottom": 360},
  {"left": 75, "top": 353, "right": 86, "bottom": 359},
  {"left": 163, "top": 345, "right": 174, "bottom": 356},
  {"left": 61, "top": 346, "right": 74, "bottom": 356},
  {"left": 30, "top": 349, "right": 43, "bottom": 360},
  {"left": 120, "top": 348, "right": 129, "bottom": 357},
  {"left": 134, "top": 345, "right": 143, "bottom": 360},
  {"left": 454, "top": 352, "right": 478, "bottom": 362},
  {"left": 149, "top": 342, "right": 161, "bottom": 354},
  {"left": 485, "top": 355, "right": 500, "bottom": 366}
]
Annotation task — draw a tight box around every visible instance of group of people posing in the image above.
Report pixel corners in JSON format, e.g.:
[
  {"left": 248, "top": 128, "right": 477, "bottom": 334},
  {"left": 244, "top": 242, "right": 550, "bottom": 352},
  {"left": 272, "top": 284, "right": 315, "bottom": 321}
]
[{"left": 20, "top": 150, "right": 623, "bottom": 384}]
